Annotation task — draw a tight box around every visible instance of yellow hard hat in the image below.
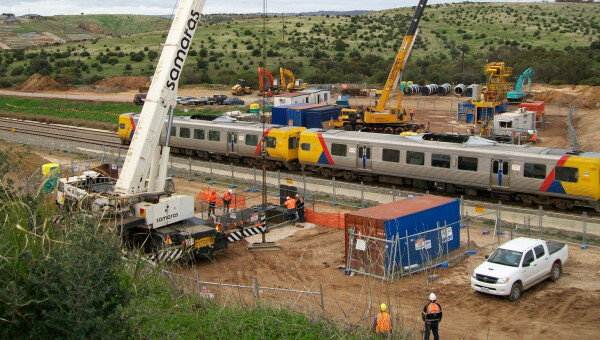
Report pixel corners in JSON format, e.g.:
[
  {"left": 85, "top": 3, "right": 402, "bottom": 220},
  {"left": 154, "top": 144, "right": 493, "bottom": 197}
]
[{"left": 380, "top": 303, "right": 387, "bottom": 312}]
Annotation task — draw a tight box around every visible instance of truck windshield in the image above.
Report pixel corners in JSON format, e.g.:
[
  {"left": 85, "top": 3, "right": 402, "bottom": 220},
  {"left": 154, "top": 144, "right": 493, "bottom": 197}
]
[{"left": 487, "top": 248, "right": 522, "bottom": 267}]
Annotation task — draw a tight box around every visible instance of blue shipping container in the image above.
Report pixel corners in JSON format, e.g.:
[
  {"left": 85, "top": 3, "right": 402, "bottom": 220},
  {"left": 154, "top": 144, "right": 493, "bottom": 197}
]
[
  {"left": 305, "top": 106, "right": 342, "bottom": 128},
  {"left": 345, "top": 196, "right": 460, "bottom": 276},
  {"left": 271, "top": 103, "right": 306, "bottom": 125},
  {"left": 286, "top": 104, "right": 325, "bottom": 127}
]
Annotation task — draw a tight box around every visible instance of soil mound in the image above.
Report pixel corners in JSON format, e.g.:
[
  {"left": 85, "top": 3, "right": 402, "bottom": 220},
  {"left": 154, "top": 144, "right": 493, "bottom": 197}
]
[
  {"left": 532, "top": 84, "right": 600, "bottom": 109},
  {"left": 77, "top": 22, "right": 108, "bottom": 35},
  {"left": 93, "top": 76, "right": 148, "bottom": 90},
  {"left": 13, "top": 73, "right": 69, "bottom": 92}
]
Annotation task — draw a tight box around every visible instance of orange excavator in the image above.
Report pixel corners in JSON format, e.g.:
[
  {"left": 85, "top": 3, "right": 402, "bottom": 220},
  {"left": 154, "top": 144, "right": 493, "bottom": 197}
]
[{"left": 257, "top": 67, "right": 281, "bottom": 97}]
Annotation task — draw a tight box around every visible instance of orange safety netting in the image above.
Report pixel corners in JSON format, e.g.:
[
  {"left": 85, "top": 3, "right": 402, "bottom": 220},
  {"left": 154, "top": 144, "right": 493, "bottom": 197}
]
[
  {"left": 196, "top": 190, "right": 247, "bottom": 210},
  {"left": 305, "top": 209, "right": 345, "bottom": 230}
]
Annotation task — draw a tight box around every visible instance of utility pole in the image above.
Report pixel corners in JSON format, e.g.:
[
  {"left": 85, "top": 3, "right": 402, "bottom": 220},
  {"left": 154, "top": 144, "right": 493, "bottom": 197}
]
[{"left": 282, "top": 13, "right": 285, "bottom": 43}]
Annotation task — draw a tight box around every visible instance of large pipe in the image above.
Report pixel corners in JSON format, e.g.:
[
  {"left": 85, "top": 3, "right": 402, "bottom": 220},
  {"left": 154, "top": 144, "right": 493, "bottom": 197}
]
[
  {"left": 438, "top": 83, "right": 452, "bottom": 96},
  {"left": 465, "top": 84, "right": 476, "bottom": 97},
  {"left": 421, "top": 84, "right": 439, "bottom": 96},
  {"left": 454, "top": 83, "right": 465, "bottom": 96},
  {"left": 403, "top": 84, "right": 421, "bottom": 95}
]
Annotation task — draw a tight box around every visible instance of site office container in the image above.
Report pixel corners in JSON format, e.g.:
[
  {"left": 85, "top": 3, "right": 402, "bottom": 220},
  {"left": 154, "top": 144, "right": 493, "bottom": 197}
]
[
  {"left": 271, "top": 103, "right": 307, "bottom": 125},
  {"left": 305, "top": 105, "right": 342, "bottom": 128},
  {"left": 344, "top": 196, "right": 460, "bottom": 276},
  {"left": 286, "top": 103, "right": 327, "bottom": 127},
  {"left": 518, "top": 101, "right": 545, "bottom": 127}
]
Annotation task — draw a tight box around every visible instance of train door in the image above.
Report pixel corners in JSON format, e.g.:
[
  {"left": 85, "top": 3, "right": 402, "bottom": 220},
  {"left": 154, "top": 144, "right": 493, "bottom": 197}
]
[
  {"left": 227, "top": 132, "right": 238, "bottom": 154},
  {"left": 491, "top": 159, "right": 510, "bottom": 188},
  {"left": 356, "top": 145, "right": 372, "bottom": 170}
]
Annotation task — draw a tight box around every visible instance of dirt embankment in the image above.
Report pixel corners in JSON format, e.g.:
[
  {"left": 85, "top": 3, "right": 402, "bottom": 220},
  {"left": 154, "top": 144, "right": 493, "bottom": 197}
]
[
  {"left": 12, "top": 73, "right": 70, "bottom": 92},
  {"left": 532, "top": 84, "right": 600, "bottom": 109}
]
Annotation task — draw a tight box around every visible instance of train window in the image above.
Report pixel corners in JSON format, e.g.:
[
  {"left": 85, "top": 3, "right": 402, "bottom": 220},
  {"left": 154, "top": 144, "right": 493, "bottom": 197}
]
[
  {"left": 170, "top": 126, "right": 176, "bottom": 137},
  {"left": 119, "top": 123, "right": 125, "bottom": 130},
  {"left": 194, "top": 129, "right": 205, "bottom": 140},
  {"left": 524, "top": 163, "right": 546, "bottom": 179},
  {"left": 301, "top": 143, "right": 311, "bottom": 151},
  {"left": 180, "top": 128, "right": 190, "bottom": 138},
  {"left": 331, "top": 143, "right": 347, "bottom": 157},
  {"left": 245, "top": 134, "right": 258, "bottom": 146},
  {"left": 432, "top": 153, "right": 451, "bottom": 168},
  {"left": 208, "top": 130, "right": 220, "bottom": 142},
  {"left": 357, "top": 146, "right": 371, "bottom": 159},
  {"left": 492, "top": 160, "right": 509, "bottom": 175},
  {"left": 265, "top": 136, "right": 277, "bottom": 148},
  {"left": 555, "top": 166, "right": 578, "bottom": 183},
  {"left": 382, "top": 149, "right": 400, "bottom": 163},
  {"left": 406, "top": 151, "right": 424, "bottom": 165},
  {"left": 458, "top": 156, "right": 478, "bottom": 171},
  {"left": 289, "top": 137, "right": 298, "bottom": 149}
]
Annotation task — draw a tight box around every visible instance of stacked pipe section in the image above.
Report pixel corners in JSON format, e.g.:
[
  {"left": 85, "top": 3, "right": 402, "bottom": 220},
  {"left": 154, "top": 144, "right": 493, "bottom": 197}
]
[
  {"left": 421, "top": 84, "right": 439, "bottom": 96},
  {"left": 403, "top": 84, "right": 421, "bottom": 95},
  {"left": 464, "top": 84, "right": 476, "bottom": 97},
  {"left": 437, "top": 83, "right": 451, "bottom": 96},
  {"left": 454, "top": 84, "right": 465, "bottom": 96}
]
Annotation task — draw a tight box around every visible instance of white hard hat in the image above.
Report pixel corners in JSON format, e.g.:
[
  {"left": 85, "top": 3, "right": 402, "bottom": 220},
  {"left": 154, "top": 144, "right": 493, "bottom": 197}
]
[
  {"left": 228, "top": 189, "right": 232, "bottom": 193},
  {"left": 429, "top": 293, "right": 436, "bottom": 301},
  {"left": 286, "top": 196, "right": 290, "bottom": 199}
]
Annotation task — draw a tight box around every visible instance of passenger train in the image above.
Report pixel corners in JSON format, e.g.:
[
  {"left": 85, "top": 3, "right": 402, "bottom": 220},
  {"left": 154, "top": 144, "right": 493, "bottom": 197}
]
[{"left": 119, "top": 113, "right": 600, "bottom": 212}]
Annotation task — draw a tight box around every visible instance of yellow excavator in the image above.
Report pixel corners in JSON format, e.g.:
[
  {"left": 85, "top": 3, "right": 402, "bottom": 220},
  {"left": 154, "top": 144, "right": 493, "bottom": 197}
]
[
  {"left": 332, "top": 0, "right": 427, "bottom": 133},
  {"left": 231, "top": 79, "right": 253, "bottom": 96},
  {"left": 280, "top": 67, "right": 308, "bottom": 92}
]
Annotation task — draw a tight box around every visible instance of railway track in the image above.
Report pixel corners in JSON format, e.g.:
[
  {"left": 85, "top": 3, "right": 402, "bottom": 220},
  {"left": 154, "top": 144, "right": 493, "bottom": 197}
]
[{"left": 0, "top": 117, "right": 123, "bottom": 149}]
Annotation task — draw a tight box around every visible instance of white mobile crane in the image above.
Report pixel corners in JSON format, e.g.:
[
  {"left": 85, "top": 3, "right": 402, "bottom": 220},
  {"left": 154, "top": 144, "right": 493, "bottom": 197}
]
[{"left": 55, "top": 0, "right": 262, "bottom": 260}]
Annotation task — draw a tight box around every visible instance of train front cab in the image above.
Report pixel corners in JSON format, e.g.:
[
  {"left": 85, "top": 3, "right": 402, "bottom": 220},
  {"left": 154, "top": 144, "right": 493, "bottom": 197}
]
[
  {"left": 263, "top": 126, "right": 305, "bottom": 169},
  {"left": 118, "top": 113, "right": 137, "bottom": 145},
  {"left": 549, "top": 153, "right": 600, "bottom": 210}
]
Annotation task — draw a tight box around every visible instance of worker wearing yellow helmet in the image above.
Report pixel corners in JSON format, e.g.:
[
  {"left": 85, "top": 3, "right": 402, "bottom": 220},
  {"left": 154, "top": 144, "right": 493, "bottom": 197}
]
[{"left": 372, "top": 303, "right": 392, "bottom": 334}]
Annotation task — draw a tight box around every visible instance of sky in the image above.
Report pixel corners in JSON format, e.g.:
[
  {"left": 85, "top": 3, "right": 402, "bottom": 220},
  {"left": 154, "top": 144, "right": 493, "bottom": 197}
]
[{"left": 3, "top": 0, "right": 549, "bottom": 16}]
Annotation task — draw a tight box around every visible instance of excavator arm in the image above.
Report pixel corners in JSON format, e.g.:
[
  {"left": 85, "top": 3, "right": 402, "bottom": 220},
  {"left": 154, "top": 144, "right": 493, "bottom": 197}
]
[
  {"left": 115, "top": 0, "right": 205, "bottom": 195},
  {"left": 514, "top": 67, "right": 533, "bottom": 92},
  {"left": 258, "top": 67, "right": 274, "bottom": 92},
  {"left": 368, "top": 0, "right": 427, "bottom": 113},
  {"left": 280, "top": 67, "right": 296, "bottom": 91}
]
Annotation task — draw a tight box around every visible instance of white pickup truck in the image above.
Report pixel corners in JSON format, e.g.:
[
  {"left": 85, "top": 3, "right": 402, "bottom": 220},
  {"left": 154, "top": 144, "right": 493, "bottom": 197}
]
[{"left": 471, "top": 237, "right": 568, "bottom": 301}]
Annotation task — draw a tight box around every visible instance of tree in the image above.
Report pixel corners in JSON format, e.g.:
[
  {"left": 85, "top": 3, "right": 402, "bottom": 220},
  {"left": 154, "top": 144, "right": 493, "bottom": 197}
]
[
  {"left": 334, "top": 38, "right": 347, "bottom": 51},
  {"left": 28, "top": 58, "right": 53, "bottom": 76},
  {"left": 458, "top": 44, "right": 470, "bottom": 82}
]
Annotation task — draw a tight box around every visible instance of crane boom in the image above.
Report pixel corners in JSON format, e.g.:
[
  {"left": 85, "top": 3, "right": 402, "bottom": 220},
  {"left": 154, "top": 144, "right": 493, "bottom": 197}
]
[
  {"left": 369, "top": 0, "right": 427, "bottom": 113},
  {"left": 115, "top": 0, "right": 205, "bottom": 195}
]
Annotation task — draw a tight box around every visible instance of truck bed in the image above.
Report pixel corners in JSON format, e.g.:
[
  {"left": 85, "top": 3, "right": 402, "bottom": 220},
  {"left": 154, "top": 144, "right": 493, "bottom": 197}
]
[{"left": 547, "top": 241, "right": 566, "bottom": 255}]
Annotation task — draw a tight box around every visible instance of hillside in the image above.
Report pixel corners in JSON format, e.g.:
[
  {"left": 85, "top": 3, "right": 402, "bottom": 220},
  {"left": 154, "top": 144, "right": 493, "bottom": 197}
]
[{"left": 0, "top": 2, "right": 599, "bottom": 88}]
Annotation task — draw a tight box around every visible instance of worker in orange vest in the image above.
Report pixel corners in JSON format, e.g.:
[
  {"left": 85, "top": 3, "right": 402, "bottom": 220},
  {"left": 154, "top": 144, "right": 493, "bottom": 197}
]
[
  {"left": 284, "top": 196, "right": 297, "bottom": 223},
  {"left": 532, "top": 132, "right": 537, "bottom": 143},
  {"left": 207, "top": 190, "right": 217, "bottom": 216},
  {"left": 372, "top": 303, "right": 392, "bottom": 334},
  {"left": 422, "top": 293, "right": 442, "bottom": 340},
  {"left": 222, "top": 189, "right": 233, "bottom": 213},
  {"left": 409, "top": 108, "right": 415, "bottom": 121}
]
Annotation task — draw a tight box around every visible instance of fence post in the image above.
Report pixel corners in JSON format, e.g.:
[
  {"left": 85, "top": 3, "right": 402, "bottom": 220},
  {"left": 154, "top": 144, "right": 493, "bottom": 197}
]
[
  {"left": 230, "top": 162, "right": 236, "bottom": 188},
  {"left": 209, "top": 159, "right": 214, "bottom": 184},
  {"left": 253, "top": 166, "right": 257, "bottom": 188},
  {"left": 252, "top": 278, "right": 260, "bottom": 307},
  {"left": 303, "top": 171, "right": 306, "bottom": 197},
  {"left": 332, "top": 176, "right": 338, "bottom": 206},
  {"left": 361, "top": 181, "right": 364, "bottom": 208},
  {"left": 320, "top": 283, "right": 325, "bottom": 317},
  {"left": 196, "top": 272, "right": 201, "bottom": 296},
  {"left": 70, "top": 158, "right": 74, "bottom": 176},
  {"left": 582, "top": 212, "right": 588, "bottom": 249},
  {"left": 188, "top": 157, "right": 193, "bottom": 181},
  {"left": 538, "top": 206, "right": 543, "bottom": 239},
  {"left": 460, "top": 195, "right": 464, "bottom": 219},
  {"left": 392, "top": 185, "right": 396, "bottom": 202},
  {"left": 445, "top": 221, "right": 450, "bottom": 266},
  {"left": 466, "top": 212, "right": 471, "bottom": 253},
  {"left": 405, "top": 230, "right": 411, "bottom": 275},
  {"left": 498, "top": 201, "right": 502, "bottom": 236}
]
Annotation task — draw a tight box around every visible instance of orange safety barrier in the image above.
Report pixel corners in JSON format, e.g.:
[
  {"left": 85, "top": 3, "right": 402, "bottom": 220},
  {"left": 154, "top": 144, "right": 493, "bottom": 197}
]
[
  {"left": 196, "top": 190, "right": 247, "bottom": 210},
  {"left": 305, "top": 209, "right": 345, "bottom": 230}
]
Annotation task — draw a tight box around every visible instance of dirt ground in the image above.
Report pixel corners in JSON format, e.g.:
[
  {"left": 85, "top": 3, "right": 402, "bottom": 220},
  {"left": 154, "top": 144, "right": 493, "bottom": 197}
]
[{"left": 4, "top": 77, "right": 600, "bottom": 338}]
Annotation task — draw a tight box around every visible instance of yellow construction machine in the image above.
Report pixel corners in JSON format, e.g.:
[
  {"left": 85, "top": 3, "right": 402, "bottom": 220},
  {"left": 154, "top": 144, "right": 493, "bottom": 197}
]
[
  {"left": 231, "top": 79, "right": 253, "bottom": 96},
  {"left": 332, "top": 0, "right": 427, "bottom": 133},
  {"left": 280, "top": 67, "right": 308, "bottom": 92}
]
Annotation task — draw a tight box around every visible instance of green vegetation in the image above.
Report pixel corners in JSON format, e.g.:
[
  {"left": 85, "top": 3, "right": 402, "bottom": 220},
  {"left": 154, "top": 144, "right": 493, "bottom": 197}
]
[
  {"left": 0, "top": 96, "right": 224, "bottom": 129},
  {"left": 0, "top": 2, "right": 599, "bottom": 88},
  {"left": 0, "top": 151, "right": 350, "bottom": 339}
]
